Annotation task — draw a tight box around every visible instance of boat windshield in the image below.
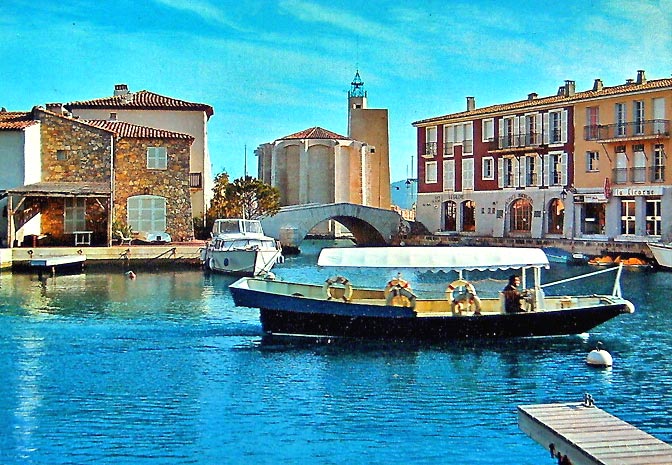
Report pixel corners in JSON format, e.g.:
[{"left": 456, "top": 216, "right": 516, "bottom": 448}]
[{"left": 212, "top": 219, "right": 264, "bottom": 235}]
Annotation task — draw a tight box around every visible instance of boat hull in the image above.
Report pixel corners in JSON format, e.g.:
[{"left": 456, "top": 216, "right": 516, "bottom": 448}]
[
  {"left": 204, "top": 249, "right": 281, "bottom": 277},
  {"left": 648, "top": 243, "right": 672, "bottom": 269},
  {"left": 230, "top": 281, "right": 633, "bottom": 341}
]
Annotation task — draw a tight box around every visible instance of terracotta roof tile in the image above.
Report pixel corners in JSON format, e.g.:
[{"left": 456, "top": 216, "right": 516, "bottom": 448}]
[
  {"left": 66, "top": 90, "right": 214, "bottom": 118},
  {"left": 279, "top": 126, "right": 350, "bottom": 140},
  {"left": 0, "top": 111, "right": 38, "bottom": 130},
  {"left": 413, "top": 78, "right": 672, "bottom": 126},
  {"left": 84, "top": 120, "right": 194, "bottom": 140}
]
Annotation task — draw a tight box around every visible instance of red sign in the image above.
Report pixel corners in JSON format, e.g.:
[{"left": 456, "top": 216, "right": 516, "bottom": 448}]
[{"left": 604, "top": 177, "right": 612, "bottom": 199}]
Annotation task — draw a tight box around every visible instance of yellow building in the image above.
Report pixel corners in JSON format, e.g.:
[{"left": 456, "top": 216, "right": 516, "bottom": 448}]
[{"left": 573, "top": 71, "right": 671, "bottom": 241}]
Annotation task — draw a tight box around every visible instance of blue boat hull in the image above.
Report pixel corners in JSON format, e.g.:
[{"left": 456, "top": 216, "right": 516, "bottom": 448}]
[{"left": 230, "top": 285, "right": 631, "bottom": 341}]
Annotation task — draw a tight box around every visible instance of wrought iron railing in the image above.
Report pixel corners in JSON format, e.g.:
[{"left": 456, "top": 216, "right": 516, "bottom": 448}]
[
  {"left": 424, "top": 142, "right": 437, "bottom": 157},
  {"left": 190, "top": 172, "right": 203, "bottom": 188},
  {"left": 584, "top": 119, "right": 670, "bottom": 140}
]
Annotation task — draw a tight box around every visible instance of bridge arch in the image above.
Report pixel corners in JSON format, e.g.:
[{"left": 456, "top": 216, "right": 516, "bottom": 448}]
[{"left": 261, "top": 203, "right": 405, "bottom": 251}]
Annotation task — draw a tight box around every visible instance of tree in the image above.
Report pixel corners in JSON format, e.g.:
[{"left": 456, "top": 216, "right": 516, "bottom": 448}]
[{"left": 207, "top": 173, "right": 280, "bottom": 222}]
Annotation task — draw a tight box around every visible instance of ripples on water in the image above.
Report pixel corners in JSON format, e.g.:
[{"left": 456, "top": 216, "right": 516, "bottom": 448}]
[{"left": 0, "top": 241, "right": 671, "bottom": 464}]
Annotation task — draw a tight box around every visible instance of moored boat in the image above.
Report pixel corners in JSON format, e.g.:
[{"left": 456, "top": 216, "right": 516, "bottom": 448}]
[
  {"left": 230, "top": 246, "right": 635, "bottom": 341},
  {"left": 201, "top": 219, "right": 283, "bottom": 276},
  {"left": 648, "top": 242, "right": 672, "bottom": 269}
]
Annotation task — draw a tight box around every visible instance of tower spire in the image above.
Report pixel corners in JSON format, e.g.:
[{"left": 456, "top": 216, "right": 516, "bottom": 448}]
[{"left": 349, "top": 70, "right": 366, "bottom": 98}]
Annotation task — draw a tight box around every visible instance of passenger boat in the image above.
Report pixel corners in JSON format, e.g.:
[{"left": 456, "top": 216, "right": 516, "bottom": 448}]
[
  {"left": 647, "top": 242, "right": 672, "bottom": 270},
  {"left": 201, "top": 219, "right": 283, "bottom": 276},
  {"left": 229, "top": 246, "right": 635, "bottom": 341}
]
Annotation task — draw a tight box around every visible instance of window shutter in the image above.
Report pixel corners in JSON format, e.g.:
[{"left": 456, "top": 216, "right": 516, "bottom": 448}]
[
  {"left": 560, "top": 153, "right": 567, "bottom": 185},
  {"left": 520, "top": 156, "right": 527, "bottom": 186},
  {"left": 543, "top": 154, "right": 550, "bottom": 186},
  {"left": 498, "top": 119, "right": 504, "bottom": 148},
  {"left": 542, "top": 113, "right": 549, "bottom": 144},
  {"left": 513, "top": 157, "right": 520, "bottom": 187},
  {"left": 536, "top": 155, "right": 543, "bottom": 186},
  {"left": 561, "top": 110, "right": 568, "bottom": 143},
  {"left": 498, "top": 158, "right": 504, "bottom": 188}
]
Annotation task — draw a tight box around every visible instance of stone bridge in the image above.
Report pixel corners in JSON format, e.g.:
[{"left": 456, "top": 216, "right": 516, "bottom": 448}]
[{"left": 261, "top": 203, "right": 406, "bottom": 251}]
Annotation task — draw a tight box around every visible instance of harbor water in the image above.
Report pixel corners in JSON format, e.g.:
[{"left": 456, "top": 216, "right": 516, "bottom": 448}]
[{"left": 1, "top": 241, "right": 671, "bottom": 464}]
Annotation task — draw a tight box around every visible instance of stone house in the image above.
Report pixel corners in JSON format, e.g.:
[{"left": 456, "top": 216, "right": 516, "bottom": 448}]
[
  {"left": 4, "top": 107, "right": 194, "bottom": 246},
  {"left": 64, "top": 84, "right": 214, "bottom": 227}
]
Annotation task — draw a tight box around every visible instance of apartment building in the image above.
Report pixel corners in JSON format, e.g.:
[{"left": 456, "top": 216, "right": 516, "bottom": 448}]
[{"left": 413, "top": 71, "right": 671, "bottom": 244}]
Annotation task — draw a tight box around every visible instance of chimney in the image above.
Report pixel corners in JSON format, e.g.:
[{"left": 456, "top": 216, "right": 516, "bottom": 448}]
[
  {"left": 528, "top": 92, "right": 538, "bottom": 100},
  {"left": 564, "top": 80, "right": 576, "bottom": 97},
  {"left": 114, "top": 84, "right": 129, "bottom": 96},
  {"left": 593, "top": 79, "right": 603, "bottom": 91},
  {"left": 626, "top": 79, "right": 634, "bottom": 85},
  {"left": 637, "top": 69, "right": 646, "bottom": 84},
  {"left": 45, "top": 103, "right": 65, "bottom": 114},
  {"left": 466, "top": 96, "right": 475, "bottom": 111},
  {"left": 557, "top": 86, "right": 565, "bottom": 96}
]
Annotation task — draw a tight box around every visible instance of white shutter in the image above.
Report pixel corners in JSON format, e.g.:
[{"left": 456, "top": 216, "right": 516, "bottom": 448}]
[
  {"left": 560, "top": 153, "right": 568, "bottom": 186},
  {"left": 498, "top": 158, "right": 504, "bottom": 188},
  {"left": 498, "top": 119, "right": 504, "bottom": 148},
  {"left": 443, "top": 159, "right": 455, "bottom": 191},
  {"left": 520, "top": 156, "right": 527, "bottom": 186},
  {"left": 535, "top": 114, "right": 542, "bottom": 144},
  {"left": 536, "top": 154, "right": 543, "bottom": 186},
  {"left": 543, "top": 154, "right": 550, "bottom": 186},
  {"left": 513, "top": 157, "right": 520, "bottom": 187},
  {"left": 561, "top": 110, "right": 568, "bottom": 143},
  {"left": 543, "top": 113, "right": 549, "bottom": 144}
]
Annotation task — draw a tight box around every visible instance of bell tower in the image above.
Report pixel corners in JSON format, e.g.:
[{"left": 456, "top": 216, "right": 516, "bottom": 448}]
[{"left": 346, "top": 70, "right": 391, "bottom": 209}]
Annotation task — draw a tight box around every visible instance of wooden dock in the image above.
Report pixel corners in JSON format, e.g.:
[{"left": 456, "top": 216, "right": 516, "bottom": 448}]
[{"left": 518, "top": 399, "right": 672, "bottom": 465}]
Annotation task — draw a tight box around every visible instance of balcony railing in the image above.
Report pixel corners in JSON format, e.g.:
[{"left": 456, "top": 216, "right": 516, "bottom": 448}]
[
  {"left": 498, "top": 132, "right": 543, "bottom": 149},
  {"left": 612, "top": 166, "right": 666, "bottom": 184},
  {"left": 584, "top": 119, "right": 670, "bottom": 141},
  {"left": 424, "top": 142, "right": 437, "bottom": 157}
]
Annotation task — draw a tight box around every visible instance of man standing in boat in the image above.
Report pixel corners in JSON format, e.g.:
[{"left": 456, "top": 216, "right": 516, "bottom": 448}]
[{"left": 503, "top": 275, "right": 524, "bottom": 313}]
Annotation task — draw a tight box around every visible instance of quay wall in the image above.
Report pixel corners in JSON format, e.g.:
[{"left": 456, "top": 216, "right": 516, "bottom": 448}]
[
  {"left": 400, "top": 234, "right": 654, "bottom": 259},
  {"left": 8, "top": 245, "right": 205, "bottom": 271},
  {"left": 0, "top": 248, "right": 11, "bottom": 270}
]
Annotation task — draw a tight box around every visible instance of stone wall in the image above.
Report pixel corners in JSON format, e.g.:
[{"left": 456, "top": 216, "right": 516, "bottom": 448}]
[
  {"left": 113, "top": 137, "right": 194, "bottom": 241},
  {"left": 35, "top": 109, "right": 113, "bottom": 182}
]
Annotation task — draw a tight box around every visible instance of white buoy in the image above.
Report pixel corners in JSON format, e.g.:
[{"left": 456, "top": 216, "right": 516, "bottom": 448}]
[{"left": 586, "top": 342, "right": 613, "bottom": 367}]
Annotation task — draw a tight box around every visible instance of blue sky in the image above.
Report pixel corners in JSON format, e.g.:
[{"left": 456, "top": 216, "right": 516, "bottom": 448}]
[{"left": 2, "top": 0, "right": 671, "bottom": 182}]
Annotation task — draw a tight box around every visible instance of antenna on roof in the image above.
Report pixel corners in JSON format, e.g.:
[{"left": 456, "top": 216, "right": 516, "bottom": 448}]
[{"left": 244, "top": 144, "right": 248, "bottom": 179}]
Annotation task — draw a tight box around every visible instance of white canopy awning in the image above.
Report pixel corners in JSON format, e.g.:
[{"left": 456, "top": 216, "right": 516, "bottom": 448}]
[{"left": 317, "top": 246, "right": 550, "bottom": 272}]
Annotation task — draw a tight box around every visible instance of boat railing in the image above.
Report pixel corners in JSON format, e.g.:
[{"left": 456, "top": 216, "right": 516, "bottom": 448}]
[{"left": 540, "top": 263, "right": 624, "bottom": 298}]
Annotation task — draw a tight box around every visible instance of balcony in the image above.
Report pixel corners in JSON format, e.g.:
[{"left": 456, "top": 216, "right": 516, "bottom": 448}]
[
  {"left": 423, "top": 142, "right": 437, "bottom": 158},
  {"left": 611, "top": 166, "right": 666, "bottom": 184},
  {"left": 584, "top": 119, "right": 670, "bottom": 142},
  {"left": 495, "top": 132, "right": 543, "bottom": 151}
]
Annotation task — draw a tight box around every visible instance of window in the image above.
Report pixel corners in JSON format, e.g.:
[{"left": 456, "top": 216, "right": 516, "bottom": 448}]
[
  {"left": 64, "top": 197, "right": 86, "bottom": 233},
  {"left": 616, "top": 103, "right": 627, "bottom": 136},
  {"left": 425, "top": 161, "right": 438, "bottom": 184},
  {"left": 584, "top": 203, "right": 605, "bottom": 235},
  {"left": 620, "top": 198, "right": 636, "bottom": 235},
  {"left": 549, "top": 111, "right": 562, "bottom": 143},
  {"left": 525, "top": 114, "right": 541, "bottom": 145},
  {"left": 510, "top": 198, "right": 532, "bottom": 232},
  {"left": 442, "top": 159, "right": 454, "bottom": 191},
  {"left": 548, "top": 198, "right": 564, "bottom": 234},
  {"left": 501, "top": 157, "right": 515, "bottom": 187},
  {"left": 443, "top": 201, "right": 457, "bottom": 232},
  {"left": 525, "top": 156, "right": 538, "bottom": 186},
  {"left": 501, "top": 117, "right": 514, "bottom": 148},
  {"left": 653, "top": 144, "right": 665, "bottom": 182},
  {"left": 633, "top": 144, "right": 646, "bottom": 183},
  {"left": 646, "top": 199, "right": 661, "bottom": 236},
  {"left": 443, "top": 125, "right": 454, "bottom": 157},
  {"left": 462, "top": 158, "right": 474, "bottom": 190},
  {"left": 127, "top": 195, "right": 167, "bottom": 233},
  {"left": 56, "top": 150, "right": 68, "bottom": 161},
  {"left": 147, "top": 147, "right": 168, "bottom": 169},
  {"left": 633, "top": 101, "right": 645, "bottom": 134},
  {"left": 482, "top": 157, "right": 494, "bottom": 180},
  {"left": 462, "top": 200, "right": 476, "bottom": 232},
  {"left": 482, "top": 118, "right": 494, "bottom": 142},
  {"left": 586, "top": 107, "right": 600, "bottom": 139},
  {"left": 462, "top": 122, "right": 473, "bottom": 154},
  {"left": 545, "top": 153, "right": 565, "bottom": 186},
  {"left": 615, "top": 149, "right": 628, "bottom": 184},
  {"left": 586, "top": 151, "right": 599, "bottom": 172}
]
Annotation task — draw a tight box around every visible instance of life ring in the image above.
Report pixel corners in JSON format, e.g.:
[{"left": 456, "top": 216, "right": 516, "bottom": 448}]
[
  {"left": 446, "top": 279, "right": 481, "bottom": 315},
  {"left": 384, "top": 276, "right": 411, "bottom": 298},
  {"left": 384, "top": 285, "right": 416, "bottom": 310},
  {"left": 323, "top": 276, "right": 353, "bottom": 302}
]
